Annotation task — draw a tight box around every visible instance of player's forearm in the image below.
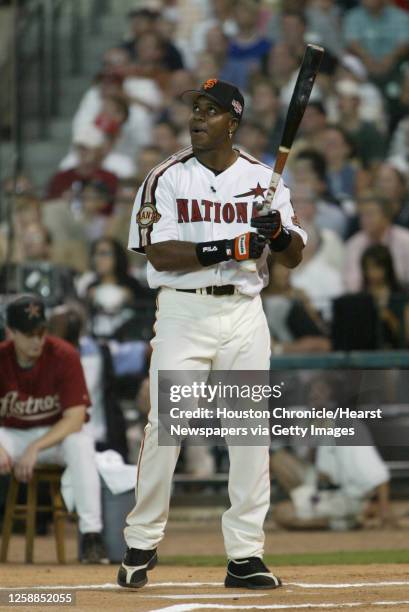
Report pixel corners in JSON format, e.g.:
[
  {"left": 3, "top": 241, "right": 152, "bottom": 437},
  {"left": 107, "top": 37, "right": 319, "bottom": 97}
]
[
  {"left": 146, "top": 241, "right": 203, "bottom": 272},
  {"left": 29, "top": 406, "right": 86, "bottom": 452},
  {"left": 274, "top": 232, "right": 304, "bottom": 268},
  {"left": 146, "top": 234, "right": 265, "bottom": 271}
]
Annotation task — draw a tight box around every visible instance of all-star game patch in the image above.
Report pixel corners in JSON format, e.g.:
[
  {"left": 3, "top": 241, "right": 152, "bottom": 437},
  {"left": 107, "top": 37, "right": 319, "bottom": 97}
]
[{"left": 136, "top": 203, "right": 161, "bottom": 227}]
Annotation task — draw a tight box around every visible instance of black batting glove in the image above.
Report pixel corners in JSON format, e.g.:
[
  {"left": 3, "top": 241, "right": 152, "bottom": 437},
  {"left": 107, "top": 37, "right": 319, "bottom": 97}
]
[
  {"left": 251, "top": 210, "right": 292, "bottom": 252},
  {"left": 196, "top": 232, "right": 267, "bottom": 266},
  {"left": 226, "top": 231, "right": 268, "bottom": 261}
]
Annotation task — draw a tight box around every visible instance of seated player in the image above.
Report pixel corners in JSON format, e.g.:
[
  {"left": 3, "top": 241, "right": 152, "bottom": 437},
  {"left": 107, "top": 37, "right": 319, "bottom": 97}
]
[
  {"left": 271, "top": 445, "right": 393, "bottom": 531},
  {"left": 0, "top": 295, "right": 108, "bottom": 563}
]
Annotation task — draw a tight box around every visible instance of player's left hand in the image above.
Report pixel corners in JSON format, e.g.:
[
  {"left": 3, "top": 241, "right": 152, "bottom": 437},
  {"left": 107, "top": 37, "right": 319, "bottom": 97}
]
[
  {"left": 14, "top": 445, "right": 39, "bottom": 482},
  {"left": 251, "top": 210, "right": 292, "bottom": 252},
  {"left": 250, "top": 210, "right": 282, "bottom": 241}
]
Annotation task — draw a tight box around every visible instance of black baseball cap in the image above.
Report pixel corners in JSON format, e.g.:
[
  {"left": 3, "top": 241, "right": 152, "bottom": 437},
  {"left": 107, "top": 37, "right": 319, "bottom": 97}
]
[
  {"left": 181, "top": 79, "right": 245, "bottom": 121},
  {"left": 6, "top": 295, "right": 46, "bottom": 334}
]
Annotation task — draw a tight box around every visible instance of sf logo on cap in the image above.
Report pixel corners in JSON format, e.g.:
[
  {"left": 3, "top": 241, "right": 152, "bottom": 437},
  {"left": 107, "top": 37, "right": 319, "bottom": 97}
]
[
  {"left": 203, "top": 79, "right": 218, "bottom": 90},
  {"left": 25, "top": 303, "right": 41, "bottom": 319}
]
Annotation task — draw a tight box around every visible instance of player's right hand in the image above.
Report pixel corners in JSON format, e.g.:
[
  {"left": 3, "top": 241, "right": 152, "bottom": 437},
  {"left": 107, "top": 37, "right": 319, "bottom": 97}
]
[
  {"left": 227, "top": 232, "right": 267, "bottom": 261},
  {"left": 0, "top": 445, "right": 13, "bottom": 475}
]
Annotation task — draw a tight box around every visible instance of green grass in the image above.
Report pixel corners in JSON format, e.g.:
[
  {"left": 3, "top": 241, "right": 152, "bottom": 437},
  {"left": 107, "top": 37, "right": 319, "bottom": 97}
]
[{"left": 161, "top": 549, "right": 409, "bottom": 567}]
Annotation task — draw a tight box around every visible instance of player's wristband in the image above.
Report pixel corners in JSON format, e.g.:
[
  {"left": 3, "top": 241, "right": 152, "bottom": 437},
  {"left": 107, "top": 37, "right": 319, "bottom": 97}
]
[
  {"left": 196, "top": 240, "right": 231, "bottom": 267},
  {"left": 269, "top": 228, "right": 292, "bottom": 252}
]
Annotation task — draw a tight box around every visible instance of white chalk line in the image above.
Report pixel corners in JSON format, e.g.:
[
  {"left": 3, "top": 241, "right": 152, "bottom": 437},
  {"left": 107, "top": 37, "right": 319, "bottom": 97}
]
[
  {"left": 144, "top": 594, "right": 269, "bottom": 600},
  {"left": 1, "top": 580, "right": 409, "bottom": 591},
  {"left": 149, "top": 602, "right": 409, "bottom": 612},
  {"left": 289, "top": 581, "right": 409, "bottom": 589}
]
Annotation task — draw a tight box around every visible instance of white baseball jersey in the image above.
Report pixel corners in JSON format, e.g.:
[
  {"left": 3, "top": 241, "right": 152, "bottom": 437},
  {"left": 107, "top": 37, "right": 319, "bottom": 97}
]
[{"left": 128, "top": 146, "right": 307, "bottom": 297}]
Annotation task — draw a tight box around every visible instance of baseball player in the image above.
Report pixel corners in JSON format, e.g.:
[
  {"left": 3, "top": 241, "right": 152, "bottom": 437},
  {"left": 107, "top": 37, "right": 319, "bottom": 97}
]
[
  {"left": 0, "top": 295, "right": 108, "bottom": 563},
  {"left": 118, "top": 79, "right": 306, "bottom": 590}
]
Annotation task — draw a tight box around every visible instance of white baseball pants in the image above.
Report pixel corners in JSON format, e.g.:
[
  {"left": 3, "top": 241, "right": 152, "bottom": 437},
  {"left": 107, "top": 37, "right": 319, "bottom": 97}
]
[
  {"left": 0, "top": 426, "right": 102, "bottom": 533},
  {"left": 125, "top": 288, "right": 271, "bottom": 559}
]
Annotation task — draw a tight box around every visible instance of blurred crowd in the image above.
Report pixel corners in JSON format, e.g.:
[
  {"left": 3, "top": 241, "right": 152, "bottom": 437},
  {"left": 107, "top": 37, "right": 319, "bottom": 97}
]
[{"left": 0, "top": 0, "right": 409, "bottom": 479}]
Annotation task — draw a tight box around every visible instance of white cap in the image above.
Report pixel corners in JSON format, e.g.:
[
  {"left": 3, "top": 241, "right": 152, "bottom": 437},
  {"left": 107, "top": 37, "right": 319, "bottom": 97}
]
[
  {"left": 336, "top": 79, "right": 361, "bottom": 98},
  {"left": 73, "top": 125, "right": 106, "bottom": 148},
  {"left": 341, "top": 54, "right": 368, "bottom": 81},
  {"left": 387, "top": 155, "right": 409, "bottom": 177}
]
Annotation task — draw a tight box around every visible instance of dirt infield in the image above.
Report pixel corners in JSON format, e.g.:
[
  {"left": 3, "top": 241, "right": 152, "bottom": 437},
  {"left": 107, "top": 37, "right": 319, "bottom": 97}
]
[
  {"left": 1, "top": 518, "right": 409, "bottom": 611},
  {"left": 1, "top": 564, "right": 409, "bottom": 612}
]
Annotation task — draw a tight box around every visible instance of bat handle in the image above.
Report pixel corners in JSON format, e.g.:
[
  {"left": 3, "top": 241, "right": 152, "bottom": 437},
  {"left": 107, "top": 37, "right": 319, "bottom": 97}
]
[{"left": 240, "top": 173, "right": 281, "bottom": 272}]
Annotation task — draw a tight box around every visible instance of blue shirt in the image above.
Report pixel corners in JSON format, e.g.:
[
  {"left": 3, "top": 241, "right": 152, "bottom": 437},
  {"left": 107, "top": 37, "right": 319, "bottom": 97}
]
[{"left": 343, "top": 5, "right": 409, "bottom": 60}]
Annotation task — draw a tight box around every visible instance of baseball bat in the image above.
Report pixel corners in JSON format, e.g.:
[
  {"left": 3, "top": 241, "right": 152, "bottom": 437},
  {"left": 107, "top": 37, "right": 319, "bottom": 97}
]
[{"left": 243, "top": 43, "right": 324, "bottom": 270}]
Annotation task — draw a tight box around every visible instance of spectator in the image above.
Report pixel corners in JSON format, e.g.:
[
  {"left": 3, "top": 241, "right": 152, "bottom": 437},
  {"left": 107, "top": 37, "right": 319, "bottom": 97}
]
[
  {"left": 316, "top": 125, "right": 359, "bottom": 202},
  {"left": 152, "top": 121, "right": 181, "bottom": 158},
  {"left": 105, "top": 178, "right": 140, "bottom": 251},
  {"left": 226, "top": 0, "right": 272, "bottom": 91},
  {"left": 160, "top": 98, "right": 191, "bottom": 147},
  {"left": 248, "top": 79, "right": 285, "bottom": 153},
  {"left": 61, "top": 122, "right": 135, "bottom": 180},
  {"left": 265, "top": 43, "right": 299, "bottom": 103},
  {"left": 0, "top": 192, "right": 41, "bottom": 264},
  {"left": 305, "top": 0, "right": 344, "bottom": 58},
  {"left": 70, "top": 180, "right": 114, "bottom": 242},
  {"left": 334, "top": 79, "right": 387, "bottom": 169},
  {"left": 374, "top": 163, "right": 409, "bottom": 229},
  {"left": 129, "top": 31, "right": 172, "bottom": 92},
  {"left": 343, "top": 194, "right": 409, "bottom": 292},
  {"left": 237, "top": 121, "right": 274, "bottom": 166},
  {"left": 188, "top": 0, "right": 238, "bottom": 69},
  {"left": 99, "top": 47, "right": 163, "bottom": 113},
  {"left": 46, "top": 129, "right": 117, "bottom": 202},
  {"left": 195, "top": 51, "right": 223, "bottom": 86},
  {"left": 360, "top": 244, "right": 409, "bottom": 348},
  {"left": 291, "top": 150, "right": 348, "bottom": 238},
  {"left": 335, "top": 54, "right": 386, "bottom": 127},
  {"left": 200, "top": 25, "right": 245, "bottom": 88},
  {"left": 1, "top": 173, "right": 36, "bottom": 202},
  {"left": 135, "top": 145, "right": 164, "bottom": 186},
  {"left": 343, "top": 0, "right": 409, "bottom": 84},
  {"left": 121, "top": 5, "right": 184, "bottom": 71},
  {"left": 20, "top": 222, "right": 53, "bottom": 262},
  {"left": 290, "top": 185, "right": 344, "bottom": 319},
  {"left": 389, "top": 116, "right": 409, "bottom": 171},
  {"left": 290, "top": 182, "right": 345, "bottom": 271},
  {"left": 0, "top": 295, "right": 108, "bottom": 563},
  {"left": 73, "top": 52, "right": 161, "bottom": 159},
  {"left": 161, "top": 69, "right": 196, "bottom": 109},
  {"left": 263, "top": 262, "right": 331, "bottom": 355},
  {"left": 293, "top": 101, "right": 328, "bottom": 156},
  {"left": 388, "top": 67, "right": 409, "bottom": 134},
  {"left": 280, "top": 10, "right": 307, "bottom": 61},
  {"left": 82, "top": 238, "right": 156, "bottom": 342}
]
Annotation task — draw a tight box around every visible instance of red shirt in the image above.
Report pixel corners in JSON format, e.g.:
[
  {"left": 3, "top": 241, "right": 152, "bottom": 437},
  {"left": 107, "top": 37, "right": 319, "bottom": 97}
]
[
  {"left": 46, "top": 168, "right": 118, "bottom": 212},
  {"left": 0, "top": 336, "right": 91, "bottom": 429}
]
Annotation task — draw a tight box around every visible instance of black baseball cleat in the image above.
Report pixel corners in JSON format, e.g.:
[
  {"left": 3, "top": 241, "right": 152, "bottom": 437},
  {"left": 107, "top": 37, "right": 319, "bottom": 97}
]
[
  {"left": 225, "top": 557, "right": 282, "bottom": 590},
  {"left": 117, "top": 547, "right": 158, "bottom": 588},
  {"left": 81, "top": 532, "right": 109, "bottom": 564}
]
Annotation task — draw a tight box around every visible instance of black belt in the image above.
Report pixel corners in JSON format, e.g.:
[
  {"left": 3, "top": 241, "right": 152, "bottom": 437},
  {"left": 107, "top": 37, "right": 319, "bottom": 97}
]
[{"left": 176, "top": 285, "right": 236, "bottom": 296}]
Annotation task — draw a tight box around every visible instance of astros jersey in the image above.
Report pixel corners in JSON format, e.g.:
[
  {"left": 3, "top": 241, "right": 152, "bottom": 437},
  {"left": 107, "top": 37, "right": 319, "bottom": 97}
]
[{"left": 128, "top": 146, "right": 307, "bottom": 297}]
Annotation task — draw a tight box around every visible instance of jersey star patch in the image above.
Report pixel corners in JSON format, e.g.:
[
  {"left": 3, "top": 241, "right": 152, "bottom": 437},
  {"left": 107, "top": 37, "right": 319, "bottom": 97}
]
[
  {"left": 234, "top": 183, "right": 267, "bottom": 199},
  {"left": 136, "top": 203, "right": 161, "bottom": 228}
]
